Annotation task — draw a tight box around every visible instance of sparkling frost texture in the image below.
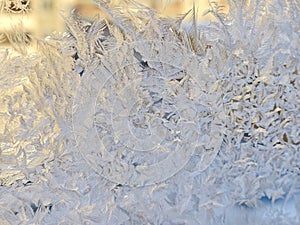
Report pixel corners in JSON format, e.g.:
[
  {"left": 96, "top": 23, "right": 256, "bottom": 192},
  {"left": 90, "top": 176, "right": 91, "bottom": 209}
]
[{"left": 0, "top": 0, "right": 300, "bottom": 224}]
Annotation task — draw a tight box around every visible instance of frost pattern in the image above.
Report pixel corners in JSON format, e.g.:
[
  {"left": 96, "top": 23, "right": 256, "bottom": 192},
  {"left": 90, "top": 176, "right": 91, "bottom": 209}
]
[
  {"left": 0, "top": 0, "right": 299, "bottom": 224},
  {"left": 0, "top": 44, "right": 78, "bottom": 186},
  {"left": 73, "top": 39, "right": 222, "bottom": 186},
  {"left": 0, "top": 0, "right": 30, "bottom": 13}
]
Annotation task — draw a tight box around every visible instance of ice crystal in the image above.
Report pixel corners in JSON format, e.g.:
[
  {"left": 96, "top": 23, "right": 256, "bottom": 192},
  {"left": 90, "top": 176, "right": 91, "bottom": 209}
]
[
  {"left": 0, "top": 0, "right": 31, "bottom": 14},
  {"left": 0, "top": 0, "right": 299, "bottom": 224}
]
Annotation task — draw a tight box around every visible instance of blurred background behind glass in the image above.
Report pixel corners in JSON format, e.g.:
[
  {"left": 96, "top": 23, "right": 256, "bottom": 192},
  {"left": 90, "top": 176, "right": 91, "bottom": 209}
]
[{"left": 0, "top": 0, "right": 228, "bottom": 45}]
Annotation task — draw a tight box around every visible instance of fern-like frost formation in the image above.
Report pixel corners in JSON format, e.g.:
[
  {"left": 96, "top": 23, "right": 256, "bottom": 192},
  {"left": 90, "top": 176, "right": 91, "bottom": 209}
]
[{"left": 0, "top": 0, "right": 299, "bottom": 224}]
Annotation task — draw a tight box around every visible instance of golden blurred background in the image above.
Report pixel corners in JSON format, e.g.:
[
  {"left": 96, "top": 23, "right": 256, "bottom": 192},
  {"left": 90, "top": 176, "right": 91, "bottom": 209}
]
[{"left": 0, "top": 0, "right": 228, "bottom": 45}]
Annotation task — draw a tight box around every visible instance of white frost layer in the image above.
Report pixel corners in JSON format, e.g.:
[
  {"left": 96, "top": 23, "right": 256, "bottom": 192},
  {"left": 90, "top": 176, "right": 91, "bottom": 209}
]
[{"left": 0, "top": 0, "right": 299, "bottom": 224}]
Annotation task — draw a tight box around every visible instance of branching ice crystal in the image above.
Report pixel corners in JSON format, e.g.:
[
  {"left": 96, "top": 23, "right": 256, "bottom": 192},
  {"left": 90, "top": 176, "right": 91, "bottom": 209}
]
[
  {"left": 0, "top": 0, "right": 299, "bottom": 224},
  {"left": 73, "top": 39, "right": 222, "bottom": 186}
]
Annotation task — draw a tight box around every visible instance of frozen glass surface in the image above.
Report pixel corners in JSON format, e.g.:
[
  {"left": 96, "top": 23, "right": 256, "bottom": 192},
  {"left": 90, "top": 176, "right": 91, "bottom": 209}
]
[{"left": 0, "top": 0, "right": 299, "bottom": 224}]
